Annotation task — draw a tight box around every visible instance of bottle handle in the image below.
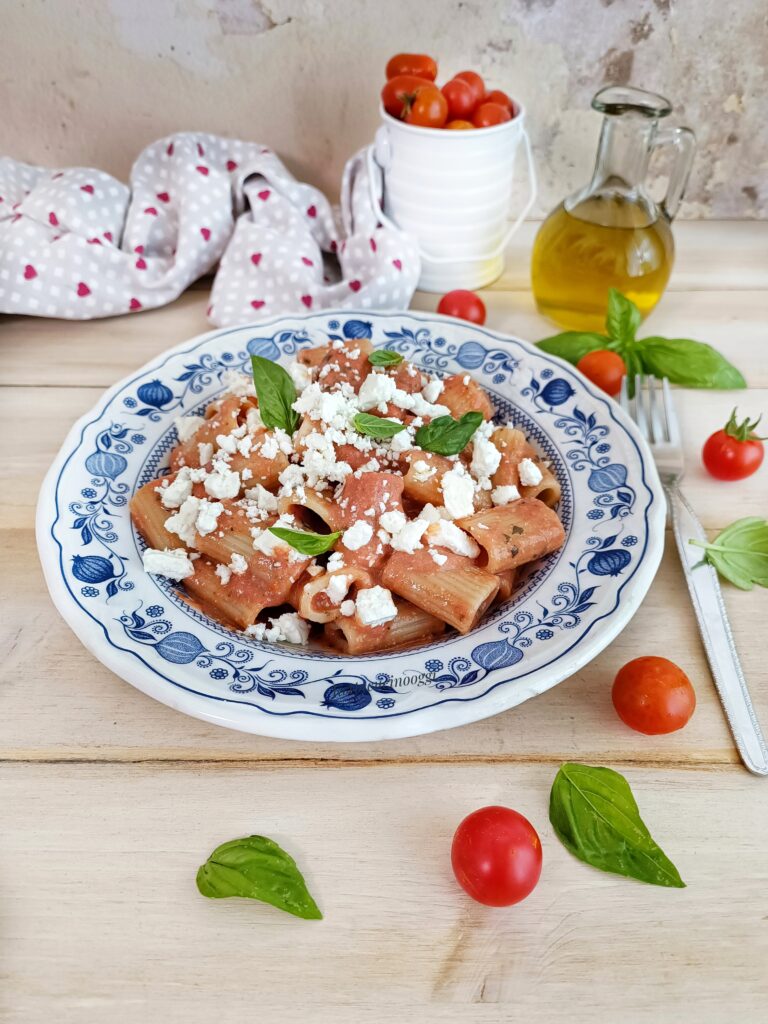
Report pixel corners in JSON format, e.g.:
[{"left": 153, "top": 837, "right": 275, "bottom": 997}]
[{"left": 652, "top": 125, "right": 696, "bottom": 220}]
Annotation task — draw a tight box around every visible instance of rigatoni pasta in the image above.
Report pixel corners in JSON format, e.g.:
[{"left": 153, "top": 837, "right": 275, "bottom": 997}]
[{"left": 130, "top": 339, "right": 565, "bottom": 651}]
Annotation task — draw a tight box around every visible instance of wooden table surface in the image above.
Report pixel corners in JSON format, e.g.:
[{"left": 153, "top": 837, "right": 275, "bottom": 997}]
[{"left": 2, "top": 221, "right": 767, "bottom": 1023}]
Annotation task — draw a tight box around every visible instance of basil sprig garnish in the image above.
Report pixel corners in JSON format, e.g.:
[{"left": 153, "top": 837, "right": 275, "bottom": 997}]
[
  {"left": 197, "top": 834, "right": 322, "bottom": 919},
  {"left": 353, "top": 412, "right": 407, "bottom": 439},
  {"left": 549, "top": 763, "right": 685, "bottom": 888},
  {"left": 415, "top": 411, "right": 483, "bottom": 456},
  {"left": 368, "top": 349, "right": 404, "bottom": 367},
  {"left": 690, "top": 516, "right": 768, "bottom": 590},
  {"left": 250, "top": 355, "right": 300, "bottom": 434},
  {"left": 269, "top": 526, "right": 341, "bottom": 556},
  {"left": 537, "top": 288, "right": 745, "bottom": 397}
]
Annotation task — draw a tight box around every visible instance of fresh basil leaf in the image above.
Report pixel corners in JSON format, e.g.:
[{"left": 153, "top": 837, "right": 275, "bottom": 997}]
[
  {"left": 196, "top": 834, "right": 322, "bottom": 920},
  {"left": 368, "top": 349, "right": 404, "bottom": 367},
  {"left": 549, "top": 763, "right": 685, "bottom": 888},
  {"left": 690, "top": 517, "right": 768, "bottom": 591},
  {"left": 536, "top": 331, "right": 609, "bottom": 366},
  {"left": 415, "top": 411, "right": 483, "bottom": 456},
  {"left": 605, "top": 287, "right": 641, "bottom": 344},
  {"left": 638, "top": 337, "right": 746, "bottom": 390},
  {"left": 268, "top": 526, "right": 341, "bottom": 556},
  {"left": 250, "top": 355, "right": 300, "bottom": 434},
  {"left": 353, "top": 412, "right": 407, "bottom": 439}
]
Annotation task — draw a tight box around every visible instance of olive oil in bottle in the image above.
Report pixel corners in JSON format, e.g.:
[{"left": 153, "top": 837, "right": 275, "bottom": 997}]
[{"left": 531, "top": 86, "right": 695, "bottom": 332}]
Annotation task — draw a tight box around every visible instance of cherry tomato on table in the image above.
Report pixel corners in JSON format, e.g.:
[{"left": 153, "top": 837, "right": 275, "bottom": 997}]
[
  {"left": 404, "top": 83, "right": 448, "bottom": 128},
  {"left": 484, "top": 89, "right": 516, "bottom": 116},
  {"left": 385, "top": 53, "right": 438, "bottom": 82},
  {"left": 702, "top": 409, "right": 765, "bottom": 481},
  {"left": 454, "top": 70, "right": 486, "bottom": 108},
  {"left": 451, "top": 806, "right": 542, "bottom": 907},
  {"left": 576, "top": 349, "right": 626, "bottom": 396},
  {"left": 381, "top": 74, "right": 434, "bottom": 118},
  {"left": 472, "top": 102, "right": 512, "bottom": 128},
  {"left": 612, "top": 656, "right": 696, "bottom": 735},
  {"left": 437, "top": 289, "right": 486, "bottom": 325},
  {"left": 441, "top": 77, "right": 477, "bottom": 120}
]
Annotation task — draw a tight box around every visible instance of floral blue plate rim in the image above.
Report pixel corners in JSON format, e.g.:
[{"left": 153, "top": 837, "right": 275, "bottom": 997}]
[{"left": 36, "top": 310, "right": 665, "bottom": 742}]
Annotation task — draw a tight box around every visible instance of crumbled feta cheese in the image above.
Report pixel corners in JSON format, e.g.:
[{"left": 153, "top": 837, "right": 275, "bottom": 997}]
[
  {"left": 195, "top": 498, "right": 225, "bottom": 536},
  {"left": 389, "top": 426, "right": 415, "bottom": 454},
  {"left": 324, "top": 573, "right": 350, "bottom": 605},
  {"left": 519, "top": 457, "right": 543, "bottom": 487},
  {"left": 259, "top": 434, "right": 279, "bottom": 460},
  {"left": 287, "top": 359, "right": 313, "bottom": 390},
  {"left": 417, "top": 503, "right": 449, "bottom": 524},
  {"left": 229, "top": 553, "right": 248, "bottom": 575},
  {"left": 327, "top": 551, "right": 346, "bottom": 573},
  {"left": 462, "top": 374, "right": 470, "bottom": 386},
  {"left": 246, "top": 611, "right": 310, "bottom": 645},
  {"left": 421, "top": 378, "right": 444, "bottom": 404},
  {"left": 358, "top": 372, "right": 396, "bottom": 412},
  {"left": 429, "top": 549, "right": 448, "bottom": 566},
  {"left": 198, "top": 441, "right": 214, "bottom": 466},
  {"left": 293, "top": 381, "right": 358, "bottom": 429},
  {"left": 159, "top": 468, "right": 193, "bottom": 510},
  {"left": 491, "top": 484, "right": 521, "bottom": 506},
  {"left": 342, "top": 520, "right": 373, "bottom": 550},
  {"left": 355, "top": 585, "right": 398, "bottom": 627},
  {"left": 216, "top": 433, "right": 238, "bottom": 455},
  {"left": 237, "top": 435, "right": 253, "bottom": 457},
  {"left": 175, "top": 414, "right": 205, "bottom": 443},
  {"left": 215, "top": 562, "right": 232, "bottom": 585},
  {"left": 389, "top": 518, "right": 428, "bottom": 553},
  {"left": 411, "top": 459, "right": 436, "bottom": 483},
  {"left": 164, "top": 496, "right": 202, "bottom": 545},
  {"left": 470, "top": 433, "right": 501, "bottom": 486},
  {"left": 340, "top": 599, "right": 356, "bottom": 617},
  {"left": 306, "top": 561, "right": 323, "bottom": 577},
  {"left": 379, "top": 509, "right": 406, "bottom": 535},
  {"left": 441, "top": 465, "right": 475, "bottom": 519},
  {"left": 426, "top": 520, "right": 481, "bottom": 558},
  {"left": 142, "top": 546, "right": 195, "bottom": 580},
  {"left": 244, "top": 483, "right": 279, "bottom": 513},
  {"left": 204, "top": 463, "right": 241, "bottom": 500},
  {"left": 246, "top": 406, "right": 264, "bottom": 432},
  {"left": 221, "top": 370, "right": 256, "bottom": 398}
]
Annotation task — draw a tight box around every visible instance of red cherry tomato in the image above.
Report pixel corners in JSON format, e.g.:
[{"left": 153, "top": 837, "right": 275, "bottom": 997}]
[
  {"left": 446, "top": 120, "right": 475, "bottom": 130},
  {"left": 472, "top": 102, "right": 512, "bottom": 128},
  {"left": 576, "top": 349, "right": 626, "bottom": 396},
  {"left": 441, "top": 78, "right": 477, "bottom": 120},
  {"left": 484, "top": 89, "right": 516, "bottom": 116},
  {"left": 451, "top": 806, "right": 542, "bottom": 907},
  {"left": 702, "top": 409, "right": 765, "bottom": 481},
  {"left": 404, "top": 83, "right": 448, "bottom": 128},
  {"left": 612, "top": 657, "right": 696, "bottom": 735},
  {"left": 385, "top": 53, "right": 438, "bottom": 82},
  {"left": 437, "top": 289, "right": 486, "bottom": 325},
  {"left": 381, "top": 74, "right": 435, "bottom": 119},
  {"left": 454, "top": 70, "right": 485, "bottom": 108}
]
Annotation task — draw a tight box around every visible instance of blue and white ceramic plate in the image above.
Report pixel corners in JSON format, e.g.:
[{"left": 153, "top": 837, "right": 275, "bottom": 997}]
[{"left": 37, "top": 311, "right": 665, "bottom": 741}]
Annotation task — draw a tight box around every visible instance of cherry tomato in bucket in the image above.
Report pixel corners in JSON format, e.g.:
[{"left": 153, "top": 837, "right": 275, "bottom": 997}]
[
  {"left": 446, "top": 120, "right": 475, "bottom": 130},
  {"left": 454, "top": 70, "right": 486, "bottom": 108},
  {"left": 381, "top": 74, "right": 435, "bottom": 119},
  {"left": 472, "top": 102, "right": 512, "bottom": 128},
  {"left": 385, "top": 53, "right": 438, "bottom": 82},
  {"left": 612, "top": 656, "right": 696, "bottom": 735},
  {"left": 441, "top": 77, "right": 477, "bottom": 120},
  {"left": 451, "top": 806, "right": 543, "bottom": 907},
  {"left": 437, "top": 289, "right": 486, "bottom": 325},
  {"left": 702, "top": 409, "right": 765, "bottom": 481},
  {"left": 404, "top": 83, "right": 448, "bottom": 128},
  {"left": 484, "top": 89, "right": 516, "bottom": 116}
]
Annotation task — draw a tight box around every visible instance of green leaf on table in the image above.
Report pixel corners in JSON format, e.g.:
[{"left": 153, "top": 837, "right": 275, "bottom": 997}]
[
  {"left": 536, "top": 331, "right": 609, "bottom": 366},
  {"left": 268, "top": 526, "right": 341, "bottom": 556},
  {"left": 549, "top": 762, "right": 686, "bottom": 888},
  {"left": 250, "top": 355, "right": 300, "bottom": 434},
  {"left": 415, "top": 411, "right": 483, "bottom": 456},
  {"left": 196, "top": 834, "right": 322, "bottom": 919},
  {"left": 368, "top": 349, "right": 404, "bottom": 367},
  {"left": 690, "top": 517, "right": 768, "bottom": 591},
  {"left": 605, "top": 287, "right": 641, "bottom": 344},
  {"left": 638, "top": 337, "right": 746, "bottom": 390},
  {"left": 353, "top": 412, "right": 407, "bottom": 439}
]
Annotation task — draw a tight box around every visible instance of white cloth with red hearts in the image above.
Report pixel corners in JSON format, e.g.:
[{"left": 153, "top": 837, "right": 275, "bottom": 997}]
[{"left": 0, "top": 132, "right": 420, "bottom": 322}]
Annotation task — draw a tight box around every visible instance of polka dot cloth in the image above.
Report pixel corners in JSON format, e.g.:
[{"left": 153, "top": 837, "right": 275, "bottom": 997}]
[{"left": 0, "top": 133, "right": 420, "bottom": 323}]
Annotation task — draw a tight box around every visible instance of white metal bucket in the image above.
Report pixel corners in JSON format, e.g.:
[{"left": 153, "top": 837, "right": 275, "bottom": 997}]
[{"left": 369, "top": 104, "right": 537, "bottom": 292}]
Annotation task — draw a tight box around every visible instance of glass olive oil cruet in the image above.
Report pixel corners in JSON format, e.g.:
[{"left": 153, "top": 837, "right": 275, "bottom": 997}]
[{"left": 531, "top": 86, "right": 695, "bottom": 331}]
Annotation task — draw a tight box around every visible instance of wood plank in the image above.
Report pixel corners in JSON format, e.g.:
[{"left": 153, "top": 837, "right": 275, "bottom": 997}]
[
  {"left": 4, "top": 384, "right": 765, "bottom": 532},
  {"left": 3, "top": 525, "right": 765, "bottom": 763},
  {"left": 2, "top": 762, "right": 766, "bottom": 1022}
]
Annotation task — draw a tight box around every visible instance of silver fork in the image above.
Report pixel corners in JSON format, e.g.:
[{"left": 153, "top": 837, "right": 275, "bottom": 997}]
[{"left": 620, "top": 374, "right": 768, "bottom": 776}]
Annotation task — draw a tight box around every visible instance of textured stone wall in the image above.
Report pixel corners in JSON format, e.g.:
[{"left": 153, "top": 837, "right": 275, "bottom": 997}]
[{"left": 2, "top": 0, "right": 765, "bottom": 217}]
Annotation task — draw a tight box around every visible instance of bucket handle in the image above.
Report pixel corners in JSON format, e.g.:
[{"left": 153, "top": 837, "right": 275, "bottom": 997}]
[{"left": 366, "top": 126, "right": 538, "bottom": 265}]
